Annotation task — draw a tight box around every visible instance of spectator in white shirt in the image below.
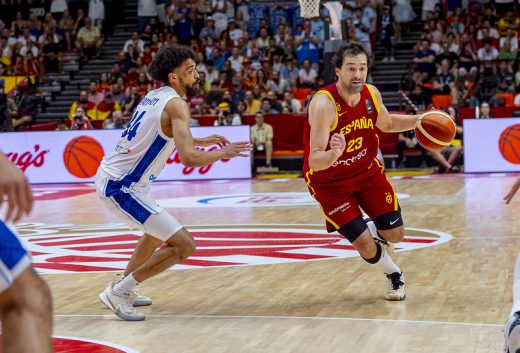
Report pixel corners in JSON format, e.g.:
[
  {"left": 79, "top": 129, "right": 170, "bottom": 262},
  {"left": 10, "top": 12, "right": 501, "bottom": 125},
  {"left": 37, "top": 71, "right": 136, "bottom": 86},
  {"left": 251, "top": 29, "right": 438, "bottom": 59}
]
[
  {"left": 478, "top": 38, "right": 498, "bottom": 74},
  {"left": 228, "top": 47, "right": 243, "bottom": 72},
  {"left": 500, "top": 28, "right": 518, "bottom": 52},
  {"left": 228, "top": 19, "right": 244, "bottom": 47},
  {"left": 281, "top": 91, "right": 302, "bottom": 113},
  {"left": 298, "top": 59, "right": 317, "bottom": 87},
  {"left": 123, "top": 32, "right": 145, "bottom": 54},
  {"left": 477, "top": 21, "right": 500, "bottom": 39},
  {"left": 267, "top": 70, "right": 291, "bottom": 97}
]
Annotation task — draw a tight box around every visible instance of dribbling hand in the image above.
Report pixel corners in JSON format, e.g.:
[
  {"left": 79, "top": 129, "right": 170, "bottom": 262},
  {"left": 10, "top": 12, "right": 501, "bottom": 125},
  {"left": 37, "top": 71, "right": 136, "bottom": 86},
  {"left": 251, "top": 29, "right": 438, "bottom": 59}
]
[
  {"left": 0, "top": 155, "right": 34, "bottom": 223},
  {"left": 329, "top": 133, "right": 346, "bottom": 156},
  {"left": 221, "top": 141, "right": 252, "bottom": 158}
]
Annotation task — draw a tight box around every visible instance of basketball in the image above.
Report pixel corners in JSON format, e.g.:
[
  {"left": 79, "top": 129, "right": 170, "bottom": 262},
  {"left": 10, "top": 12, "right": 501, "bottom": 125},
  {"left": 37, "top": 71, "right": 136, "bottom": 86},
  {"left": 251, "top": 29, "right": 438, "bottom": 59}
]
[
  {"left": 415, "top": 110, "right": 457, "bottom": 151},
  {"left": 63, "top": 136, "right": 105, "bottom": 178},
  {"left": 499, "top": 124, "right": 520, "bottom": 164}
]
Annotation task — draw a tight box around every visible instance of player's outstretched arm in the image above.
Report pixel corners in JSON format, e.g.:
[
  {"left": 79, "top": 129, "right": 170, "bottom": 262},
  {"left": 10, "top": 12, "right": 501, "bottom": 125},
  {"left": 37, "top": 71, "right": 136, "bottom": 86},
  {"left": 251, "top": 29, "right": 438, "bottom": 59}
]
[
  {"left": 166, "top": 98, "right": 251, "bottom": 167},
  {"left": 371, "top": 84, "right": 420, "bottom": 133},
  {"left": 504, "top": 177, "right": 520, "bottom": 204},
  {"left": 308, "top": 94, "right": 346, "bottom": 171},
  {"left": 0, "top": 153, "right": 34, "bottom": 223}
]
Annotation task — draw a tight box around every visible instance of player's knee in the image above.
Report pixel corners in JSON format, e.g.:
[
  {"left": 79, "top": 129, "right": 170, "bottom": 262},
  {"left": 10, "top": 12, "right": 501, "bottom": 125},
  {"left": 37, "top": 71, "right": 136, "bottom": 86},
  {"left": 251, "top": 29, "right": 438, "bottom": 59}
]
[
  {"left": 180, "top": 235, "right": 196, "bottom": 259},
  {"left": 381, "top": 227, "right": 405, "bottom": 243},
  {"left": 32, "top": 275, "right": 52, "bottom": 318},
  {"left": 356, "top": 238, "right": 378, "bottom": 259},
  {"left": 373, "top": 208, "right": 404, "bottom": 243},
  {"left": 1, "top": 269, "right": 52, "bottom": 318},
  {"left": 173, "top": 232, "right": 196, "bottom": 260}
]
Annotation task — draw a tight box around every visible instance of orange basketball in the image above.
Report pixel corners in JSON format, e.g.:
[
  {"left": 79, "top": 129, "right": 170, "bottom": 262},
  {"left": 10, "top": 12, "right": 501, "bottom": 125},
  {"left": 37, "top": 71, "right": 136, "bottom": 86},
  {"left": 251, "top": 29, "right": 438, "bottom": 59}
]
[
  {"left": 499, "top": 124, "right": 520, "bottom": 164},
  {"left": 63, "top": 136, "right": 105, "bottom": 178},
  {"left": 415, "top": 110, "right": 457, "bottom": 151}
]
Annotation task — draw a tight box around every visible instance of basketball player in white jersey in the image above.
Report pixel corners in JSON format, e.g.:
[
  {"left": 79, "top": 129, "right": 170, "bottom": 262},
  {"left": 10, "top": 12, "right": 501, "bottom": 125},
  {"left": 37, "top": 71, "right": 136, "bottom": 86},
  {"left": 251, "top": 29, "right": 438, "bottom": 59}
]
[{"left": 95, "top": 45, "right": 251, "bottom": 321}]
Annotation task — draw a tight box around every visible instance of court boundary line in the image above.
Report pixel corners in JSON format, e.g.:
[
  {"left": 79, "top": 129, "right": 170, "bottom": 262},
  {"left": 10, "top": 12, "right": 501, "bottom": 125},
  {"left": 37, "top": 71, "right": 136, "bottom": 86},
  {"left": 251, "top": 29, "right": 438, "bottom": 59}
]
[{"left": 53, "top": 313, "right": 503, "bottom": 327}]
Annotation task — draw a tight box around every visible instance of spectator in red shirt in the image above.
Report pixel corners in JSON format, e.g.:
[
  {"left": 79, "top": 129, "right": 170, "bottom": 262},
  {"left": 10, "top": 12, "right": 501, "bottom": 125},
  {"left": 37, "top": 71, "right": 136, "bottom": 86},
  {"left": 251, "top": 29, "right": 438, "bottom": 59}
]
[
  {"left": 95, "top": 92, "right": 121, "bottom": 121},
  {"left": 97, "top": 72, "right": 111, "bottom": 93}
]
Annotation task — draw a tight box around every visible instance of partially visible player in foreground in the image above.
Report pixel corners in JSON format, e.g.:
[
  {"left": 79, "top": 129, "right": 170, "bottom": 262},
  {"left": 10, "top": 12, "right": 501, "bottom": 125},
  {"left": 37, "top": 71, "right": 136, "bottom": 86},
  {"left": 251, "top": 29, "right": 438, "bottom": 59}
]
[
  {"left": 303, "top": 43, "right": 425, "bottom": 301},
  {"left": 0, "top": 153, "right": 53, "bottom": 352},
  {"left": 504, "top": 176, "right": 520, "bottom": 353},
  {"left": 96, "top": 45, "right": 251, "bottom": 321}
]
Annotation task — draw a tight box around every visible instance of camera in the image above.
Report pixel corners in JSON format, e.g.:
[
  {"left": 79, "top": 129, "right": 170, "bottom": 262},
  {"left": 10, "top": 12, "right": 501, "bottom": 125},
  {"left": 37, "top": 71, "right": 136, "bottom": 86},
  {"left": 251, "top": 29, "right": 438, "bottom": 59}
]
[{"left": 223, "top": 110, "right": 229, "bottom": 117}]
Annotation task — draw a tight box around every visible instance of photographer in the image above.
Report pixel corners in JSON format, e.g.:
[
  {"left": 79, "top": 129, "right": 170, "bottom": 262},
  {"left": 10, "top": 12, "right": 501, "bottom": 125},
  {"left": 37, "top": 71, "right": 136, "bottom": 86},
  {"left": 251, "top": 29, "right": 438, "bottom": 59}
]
[
  {"left": 213, "top": 102, "right": 241, "bottom": 126},
  {"left": 70, "top": 107, "right": 94, "bottom": 130},
  {"left": 12, "top": 82, "right": 39, "bottom": 131}
]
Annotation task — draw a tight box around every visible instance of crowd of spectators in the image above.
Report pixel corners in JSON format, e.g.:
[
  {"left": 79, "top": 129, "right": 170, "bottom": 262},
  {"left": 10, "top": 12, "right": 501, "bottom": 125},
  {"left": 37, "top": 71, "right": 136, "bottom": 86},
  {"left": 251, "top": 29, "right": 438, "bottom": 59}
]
[
  {"left": 41, "top": 0, "right": 397, "bottom": 129},
  {"left": 2, "top": 0, "right": 520, "bottom": 172},
  {"left": 410, "top": 3, "right": 520, "bottom": 111}
]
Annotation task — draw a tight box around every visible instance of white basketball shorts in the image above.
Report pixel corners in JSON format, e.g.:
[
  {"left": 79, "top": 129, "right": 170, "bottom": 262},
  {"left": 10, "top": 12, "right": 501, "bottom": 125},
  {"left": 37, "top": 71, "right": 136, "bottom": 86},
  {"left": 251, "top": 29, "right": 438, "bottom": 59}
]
[{"left": 95, "top": 173, "right": 183, "bottom": 241}]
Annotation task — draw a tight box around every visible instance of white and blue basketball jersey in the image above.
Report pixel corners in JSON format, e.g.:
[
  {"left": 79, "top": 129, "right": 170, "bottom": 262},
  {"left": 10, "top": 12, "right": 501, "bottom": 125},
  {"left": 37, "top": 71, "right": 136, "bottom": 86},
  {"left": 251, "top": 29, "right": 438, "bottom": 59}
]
[
  {"left": 98, "top": 86, "right": 179, "bottom": 187},
  {"left": 96, "top": 86, "right": 184, "bottom": 235}
]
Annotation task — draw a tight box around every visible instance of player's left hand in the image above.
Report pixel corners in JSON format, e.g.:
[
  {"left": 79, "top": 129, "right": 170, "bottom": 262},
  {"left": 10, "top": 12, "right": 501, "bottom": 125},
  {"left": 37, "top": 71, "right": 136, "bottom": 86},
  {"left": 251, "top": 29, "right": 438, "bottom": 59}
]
[
  {"left": 329, "top": 133, "right": 346, "bottom": 156},
  {"left": 202, "top": 134, "right": 230, "bottom": 148},
  {"left": 504, "top": 177, "right": 520, "bottom": 204}
]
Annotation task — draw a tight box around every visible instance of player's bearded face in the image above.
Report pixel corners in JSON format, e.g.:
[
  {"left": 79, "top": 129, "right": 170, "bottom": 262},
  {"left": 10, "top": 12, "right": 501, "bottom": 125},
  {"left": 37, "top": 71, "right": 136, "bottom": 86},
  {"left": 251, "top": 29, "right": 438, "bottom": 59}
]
[
  {"left": 339, "top": 55, "right": 367, "bottom": 94},
  {"left": 184, "top": 77, "right": 201, "bottom": 97}
]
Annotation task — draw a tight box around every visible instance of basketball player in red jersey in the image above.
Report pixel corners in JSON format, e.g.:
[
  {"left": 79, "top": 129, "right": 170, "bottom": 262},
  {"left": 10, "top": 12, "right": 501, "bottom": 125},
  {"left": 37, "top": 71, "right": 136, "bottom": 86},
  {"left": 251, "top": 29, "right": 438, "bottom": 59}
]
[{"left": 303, "top": 43, "right": 424, "bottom": 300}]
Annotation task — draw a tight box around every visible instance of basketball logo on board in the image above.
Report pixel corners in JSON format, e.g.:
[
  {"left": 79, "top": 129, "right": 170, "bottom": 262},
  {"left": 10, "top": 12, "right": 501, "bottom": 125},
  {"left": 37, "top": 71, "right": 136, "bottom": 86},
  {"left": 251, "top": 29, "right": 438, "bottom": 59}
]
[
  {"left": 498, "top": 124, "right": 520, "bottom": 164},
  {"left": 63, "top": 136, "right": 105, "bottom": 178},
  {"left": 15, "top": 223, "right": 452, "bottom": 274}
]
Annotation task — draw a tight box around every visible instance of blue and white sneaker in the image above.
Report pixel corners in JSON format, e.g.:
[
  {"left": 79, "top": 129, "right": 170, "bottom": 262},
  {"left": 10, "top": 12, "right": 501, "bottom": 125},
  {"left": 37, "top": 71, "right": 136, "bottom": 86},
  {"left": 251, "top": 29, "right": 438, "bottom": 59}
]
[{"left": 99, "top": 282, "right": 145, "bottom": 321}]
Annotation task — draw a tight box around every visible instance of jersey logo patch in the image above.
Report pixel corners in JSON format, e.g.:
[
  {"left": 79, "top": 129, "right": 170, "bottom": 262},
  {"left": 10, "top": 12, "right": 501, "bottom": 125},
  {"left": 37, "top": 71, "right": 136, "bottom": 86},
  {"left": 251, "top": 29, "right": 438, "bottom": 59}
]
[{"left": 366, "top": 99, "right": 373, "bottom": 114}]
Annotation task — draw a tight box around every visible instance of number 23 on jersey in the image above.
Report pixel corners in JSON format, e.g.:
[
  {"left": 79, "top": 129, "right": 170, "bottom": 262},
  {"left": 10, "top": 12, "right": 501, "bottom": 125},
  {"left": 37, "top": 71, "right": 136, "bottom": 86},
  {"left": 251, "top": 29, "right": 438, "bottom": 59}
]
[{"left": 347, "top": 137, "right": 363, "bottom": 152}]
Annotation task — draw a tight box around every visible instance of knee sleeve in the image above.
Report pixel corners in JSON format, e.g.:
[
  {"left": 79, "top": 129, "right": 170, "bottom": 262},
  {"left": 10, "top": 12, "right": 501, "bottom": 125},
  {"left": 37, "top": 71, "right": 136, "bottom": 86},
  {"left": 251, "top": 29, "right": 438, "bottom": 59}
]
[
  {"left": 373, "top": 206, "right": 403, "bottom": 230},
  {"left": 337, "top": 215, "right": 367, "bottom": 243},
  {"left": 361, "top": 242, "right": 383, "bottom": 264}
]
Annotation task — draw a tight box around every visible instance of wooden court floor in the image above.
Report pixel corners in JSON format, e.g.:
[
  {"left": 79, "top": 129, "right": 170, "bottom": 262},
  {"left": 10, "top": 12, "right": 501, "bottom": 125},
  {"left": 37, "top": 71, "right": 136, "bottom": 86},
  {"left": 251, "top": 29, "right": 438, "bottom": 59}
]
[{"left": 13, "top": 173, "right": 520, "bottom": 353}]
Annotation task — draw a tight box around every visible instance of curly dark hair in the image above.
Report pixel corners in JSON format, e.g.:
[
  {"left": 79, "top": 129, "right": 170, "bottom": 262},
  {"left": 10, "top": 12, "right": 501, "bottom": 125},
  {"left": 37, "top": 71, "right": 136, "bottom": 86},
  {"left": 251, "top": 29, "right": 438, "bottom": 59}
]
[
  {"left": 149, "top": 45, "right": 198, "bottom": 84},
  {"left": 332, "top": 43, "right": 369, "bottom": 69}
]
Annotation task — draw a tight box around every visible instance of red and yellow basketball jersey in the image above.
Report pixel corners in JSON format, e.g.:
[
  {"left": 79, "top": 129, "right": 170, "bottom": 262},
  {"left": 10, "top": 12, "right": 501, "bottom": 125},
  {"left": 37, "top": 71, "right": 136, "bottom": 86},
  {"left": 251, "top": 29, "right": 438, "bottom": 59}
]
[{"left": 303, "top": 83, "right": 381, "bottom": 182}]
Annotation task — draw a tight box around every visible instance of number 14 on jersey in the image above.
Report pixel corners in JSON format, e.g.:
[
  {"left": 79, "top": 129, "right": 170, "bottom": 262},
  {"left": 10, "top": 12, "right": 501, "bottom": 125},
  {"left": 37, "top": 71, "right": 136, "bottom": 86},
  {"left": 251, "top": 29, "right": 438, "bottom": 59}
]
[{"left": 122, "top": 111, "right": 146, "bottom": 141}]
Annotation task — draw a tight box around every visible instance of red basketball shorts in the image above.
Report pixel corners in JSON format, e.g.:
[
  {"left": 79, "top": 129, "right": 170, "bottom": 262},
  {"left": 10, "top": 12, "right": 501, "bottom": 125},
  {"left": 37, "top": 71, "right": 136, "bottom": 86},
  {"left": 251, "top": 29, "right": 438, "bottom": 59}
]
[{"left": 305, "top": 160, "right": 399, "bottom": 232}]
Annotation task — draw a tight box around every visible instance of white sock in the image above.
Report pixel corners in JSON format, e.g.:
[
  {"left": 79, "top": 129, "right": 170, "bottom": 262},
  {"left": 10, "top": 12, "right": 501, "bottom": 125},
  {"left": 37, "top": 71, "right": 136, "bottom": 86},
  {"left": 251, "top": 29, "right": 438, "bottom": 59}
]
[
  {"left": 373, "top": 247, "right": 401, "bottom": 275},
  {"left": 114, "top": 273, "right": 139, "bottom": 293}
]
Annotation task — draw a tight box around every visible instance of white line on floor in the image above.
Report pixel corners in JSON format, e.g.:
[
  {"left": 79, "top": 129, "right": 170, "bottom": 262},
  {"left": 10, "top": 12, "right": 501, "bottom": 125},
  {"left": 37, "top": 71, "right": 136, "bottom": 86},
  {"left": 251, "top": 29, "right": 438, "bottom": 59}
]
[{"left": 53, "top": 314, "right": 503, "bottom": 327}]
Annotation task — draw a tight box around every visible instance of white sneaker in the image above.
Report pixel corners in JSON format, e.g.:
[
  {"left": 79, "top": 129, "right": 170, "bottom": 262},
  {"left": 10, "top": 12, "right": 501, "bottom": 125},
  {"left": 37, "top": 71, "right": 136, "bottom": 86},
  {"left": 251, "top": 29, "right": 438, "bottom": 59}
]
[
  {"left": 385, "top": 272, "right": 406, "bottom": 301},
  {"left": 132, "top": 290, "right": 152, "bottom": 307},
  {"left": 390, "top": 56, "right": 395, "bottom": 62},
  {"left": 382, "top": 57, "right": 389, "bottom": 62},
  {"left": 99, "top": 282, "right": 145, "bottom": 321}
]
